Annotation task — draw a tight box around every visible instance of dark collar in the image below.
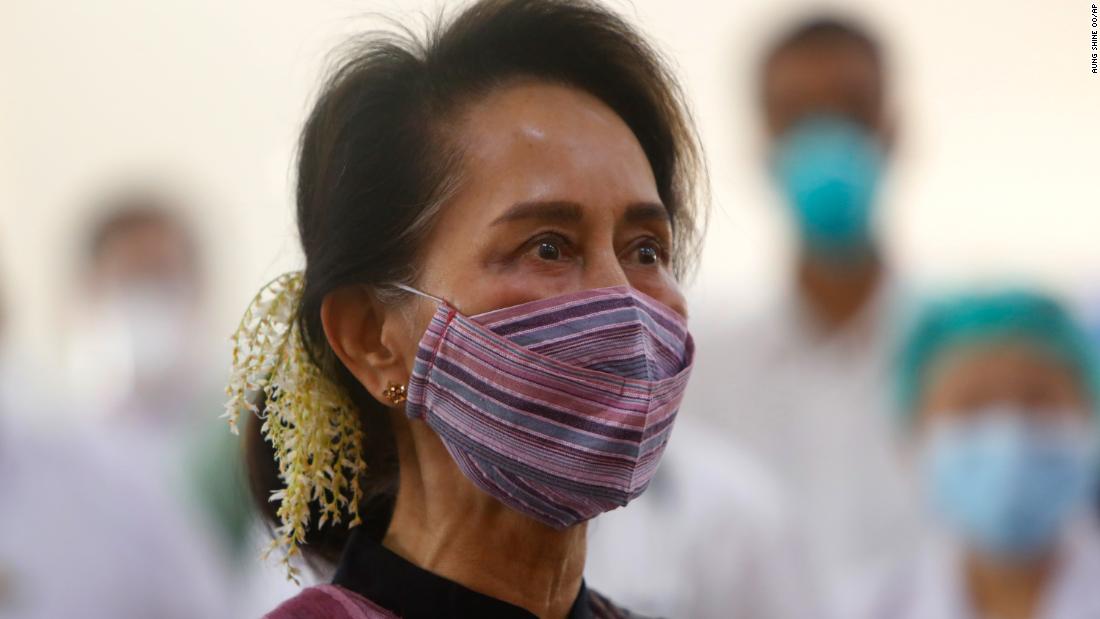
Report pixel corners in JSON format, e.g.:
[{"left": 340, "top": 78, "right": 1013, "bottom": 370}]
[{"left": 333, "top": 528, "right": 594, "bottom": 619}]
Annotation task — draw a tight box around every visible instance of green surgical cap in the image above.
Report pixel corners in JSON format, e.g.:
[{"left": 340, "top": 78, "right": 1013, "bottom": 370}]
[{"left": 895, "top": 289, "right": 1099, "bottom": 421}]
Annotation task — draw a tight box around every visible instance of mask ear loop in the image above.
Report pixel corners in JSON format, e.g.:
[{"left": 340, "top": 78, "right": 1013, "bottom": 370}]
[
  {"left": 391, "top": 282, "right": 456, "bottom": 421},
  {"left": 392, "top": 282, "right": 445, "bottom": 304}
]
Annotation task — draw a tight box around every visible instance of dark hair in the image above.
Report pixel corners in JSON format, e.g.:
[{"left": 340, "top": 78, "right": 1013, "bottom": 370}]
[
  {"left": 246, "top": 0, "right": 705, "bottom": 568},
  {"left": 758, "top": 15, "right": 885, "bottom": 102}
]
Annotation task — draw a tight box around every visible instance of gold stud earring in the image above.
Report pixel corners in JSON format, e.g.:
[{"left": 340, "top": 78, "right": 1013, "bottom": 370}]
[{"left": 382, "top": 383, "right": 407, "bottom": 405}]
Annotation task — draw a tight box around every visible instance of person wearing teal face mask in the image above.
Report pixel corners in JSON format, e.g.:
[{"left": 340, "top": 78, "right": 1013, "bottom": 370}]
[
  {"left": 683, "top": 17, "right": 917, "bottom": 611},
  {"left": 759, "top": 19, "right": 896, "bottom": 320},
  {"left": 851, "top": 290, "right": 1100, "bottom": 619}
]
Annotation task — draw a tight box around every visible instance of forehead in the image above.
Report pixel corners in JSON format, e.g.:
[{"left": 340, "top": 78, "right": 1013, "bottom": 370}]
[
  {"left": 928, "top": 342, "right": 1079, "bottom": 388},
  {"left": 762, "top": 38, "right": 882, "bottom": 133},
  {"left": 449, "top": 81, "right": 660, "bottom": 208}
]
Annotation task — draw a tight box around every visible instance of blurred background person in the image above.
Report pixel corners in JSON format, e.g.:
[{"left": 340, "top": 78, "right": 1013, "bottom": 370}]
[
  {"left": 851, "top": 290, "right": 1100, "bottom": 619},
  {"left": 57, "top": 190, "right": 298, "bottom": 615},
  {"left": 64, "top": 192, "right": 211, "bottom": 428},
  {"left": 0, "top": 271, "right": 229, "bottom": 619},
  {"left": 684, "top": 14, "right": 920, "bottom": 606},
  {"left": 62, "top": 191, "right": 237, "bottom": 542}
]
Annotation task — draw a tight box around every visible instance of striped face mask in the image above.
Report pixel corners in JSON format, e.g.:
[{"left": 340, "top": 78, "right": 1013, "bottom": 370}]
[{"left": 397, "top": 284, "right": 694, "bottom": 528}]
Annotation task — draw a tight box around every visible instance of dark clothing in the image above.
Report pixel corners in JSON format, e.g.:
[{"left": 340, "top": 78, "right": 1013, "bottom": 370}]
[{"left": 265, "top": 528, "right": 643, "bottom": 619}]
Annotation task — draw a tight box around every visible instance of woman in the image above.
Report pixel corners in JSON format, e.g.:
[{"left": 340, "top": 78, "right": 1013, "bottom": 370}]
[
  {"left": 854, "top": 291, "right": 1100, "bottom": 619},
  {"left": 225, "top": 1, "right": 703, "bottom": 617}
]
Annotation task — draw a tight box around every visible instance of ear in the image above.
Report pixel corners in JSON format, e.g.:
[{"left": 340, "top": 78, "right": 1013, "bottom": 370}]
[{"left": 321, "top": 285, "right": 412, "bottom": 407}]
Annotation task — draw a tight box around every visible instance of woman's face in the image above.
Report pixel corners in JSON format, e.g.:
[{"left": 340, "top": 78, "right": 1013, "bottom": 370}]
[
  {"left": 399, "top": 81, "right": 685, "bottom": 352},
  {"left": 917, "top": 342, "right": 1092, "bottom": 429}
]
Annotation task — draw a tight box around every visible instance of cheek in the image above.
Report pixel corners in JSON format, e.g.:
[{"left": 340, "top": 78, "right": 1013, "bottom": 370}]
[
  {"left": 460, "top": 277, "right": 573, "bottom": 314},
  {"left": 389, "top": 300, "right": 441, "bottom": 376},
  {"left": 629, "top": 269, "right": 687, "bottom": 318},
  {"left": 1047, "top": 381, "right": 1092, "bottom": 411}
]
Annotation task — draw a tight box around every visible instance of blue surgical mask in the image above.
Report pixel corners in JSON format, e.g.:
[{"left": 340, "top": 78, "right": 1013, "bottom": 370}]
[
  {"left": 922, "top": 408, "right": 1100, "bottom": 560},
  {"left": 771, "top": 115, "right": 884, "bottom": 258}
]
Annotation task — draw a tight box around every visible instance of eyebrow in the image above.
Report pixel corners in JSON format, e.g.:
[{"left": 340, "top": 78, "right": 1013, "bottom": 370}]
[
  {"left": 622, "top": 201, "right": 671, "bottom": 225},
  {"left": 490, "top": 200, "right": 583, "bottom": 226},
  {"left": 490, "top": 200, "right": 670, "bottom": 226}
]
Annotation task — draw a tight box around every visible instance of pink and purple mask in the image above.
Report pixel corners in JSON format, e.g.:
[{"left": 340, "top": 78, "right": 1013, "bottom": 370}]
[{"left": 397, "top": 284, "right": 695, "bottom": 528}]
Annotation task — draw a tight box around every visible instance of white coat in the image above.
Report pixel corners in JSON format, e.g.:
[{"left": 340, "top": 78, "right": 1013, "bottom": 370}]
[
  {"left": 682, "top": 283, "right": 922, "bottom": 609},
  {"left": 584, "top": 419, "right": 813, "bottom": 619}
]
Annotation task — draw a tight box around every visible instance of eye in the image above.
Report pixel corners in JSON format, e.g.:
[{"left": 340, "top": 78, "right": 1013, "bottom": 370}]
[
  {"left": 627, "top": 238, "right": 666, "bottom": 266},
  {"left": 522, "top": 233, "right": 572, "bottom": 263},
  {"left": 537, "top": 239, "right": 562, "bottom": 261}
]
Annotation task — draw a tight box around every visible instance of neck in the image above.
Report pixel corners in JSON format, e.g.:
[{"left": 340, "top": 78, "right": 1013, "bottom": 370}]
[
  {"left": 796, "top": 247, "right": 882, "bottom": 331},
  {"left": 965, "top": 550, "right": 1055, "bottom": 619},
  {"left": 383, "top": 413, "right": 586, "bottom": 619}
]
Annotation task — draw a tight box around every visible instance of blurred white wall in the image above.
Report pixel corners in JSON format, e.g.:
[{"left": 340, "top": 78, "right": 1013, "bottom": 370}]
[{"left": 1, "top": 0, "right": 1098, "bottom": 379}]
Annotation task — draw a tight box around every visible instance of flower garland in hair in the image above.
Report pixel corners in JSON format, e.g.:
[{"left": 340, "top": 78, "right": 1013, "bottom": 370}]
[{"left": 224, "top": 271, "right": 365, "bottom": 582}]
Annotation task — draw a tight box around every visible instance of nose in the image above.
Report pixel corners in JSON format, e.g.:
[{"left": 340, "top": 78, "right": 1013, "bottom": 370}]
[{"left": 582, "top": 249, "right": 630, "bottom": 291}]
